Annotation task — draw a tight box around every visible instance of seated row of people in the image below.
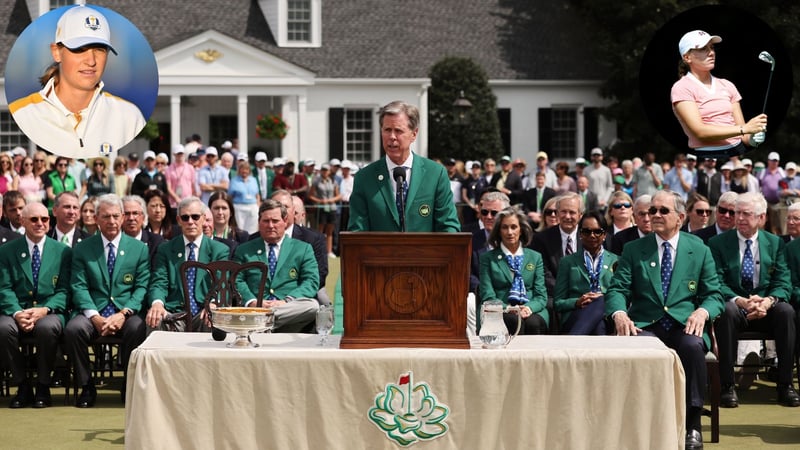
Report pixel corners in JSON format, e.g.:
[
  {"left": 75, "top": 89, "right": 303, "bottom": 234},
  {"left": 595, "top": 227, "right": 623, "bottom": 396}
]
[{"left": 1, "top": 192, "right": 325, "bottom": 409}]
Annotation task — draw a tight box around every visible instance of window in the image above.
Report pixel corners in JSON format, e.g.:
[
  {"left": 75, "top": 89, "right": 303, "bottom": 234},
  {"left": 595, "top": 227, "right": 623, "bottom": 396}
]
[
  {"left": 1, "top": 112, "right": 29, "bottom": 150},
  {"left": 550, "top": 108, "right": 577, "bottom": 160},
  {"left": 287, "top": 0, "right": 312, "bottom": 42},
  {"left": 209, "top": 115, "right": 237, "bottom": 149},
  {"left": 50, "top": 0, "right": 74, "bottom": 10},
  {"left": 345, "top": 109, "right": 373, "bottom": 164}
]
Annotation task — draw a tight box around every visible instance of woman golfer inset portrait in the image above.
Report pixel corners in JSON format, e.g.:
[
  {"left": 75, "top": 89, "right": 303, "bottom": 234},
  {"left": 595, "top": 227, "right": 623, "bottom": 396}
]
[
  {"left": 8, "top": 5, "right": 146, "bottom": 158},
  {"left": 671, "top": 30, "right": 768, "bottom": 159}
]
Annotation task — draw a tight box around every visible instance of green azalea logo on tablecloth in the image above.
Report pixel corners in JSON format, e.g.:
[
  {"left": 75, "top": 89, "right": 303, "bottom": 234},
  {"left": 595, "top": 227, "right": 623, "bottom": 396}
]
[{"left": 368, "top": 371, "right": 450, "bottom": 447}]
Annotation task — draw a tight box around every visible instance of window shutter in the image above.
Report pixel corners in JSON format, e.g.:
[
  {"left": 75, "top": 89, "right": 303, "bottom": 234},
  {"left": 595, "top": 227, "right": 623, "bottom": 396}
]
[
  {"left": 538, "top": 108, "right": 552, "bottom": 152},
  {"left": 328, "top": 108, "right": 344, "bottom": 161},
  {"left": 583, "top": 107, "right": 599, "bottom": 154}
]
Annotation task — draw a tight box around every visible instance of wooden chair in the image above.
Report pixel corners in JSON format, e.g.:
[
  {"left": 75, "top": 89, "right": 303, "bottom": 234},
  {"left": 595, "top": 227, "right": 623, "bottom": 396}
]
[{"left": 163, "top": 260, "right": 270, "bottom": 332}]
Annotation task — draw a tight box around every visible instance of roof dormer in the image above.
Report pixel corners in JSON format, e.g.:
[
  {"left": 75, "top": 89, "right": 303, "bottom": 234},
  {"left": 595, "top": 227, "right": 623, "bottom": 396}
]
[{"left": 259, "top": 0, "right": 321, "bottom": 48}]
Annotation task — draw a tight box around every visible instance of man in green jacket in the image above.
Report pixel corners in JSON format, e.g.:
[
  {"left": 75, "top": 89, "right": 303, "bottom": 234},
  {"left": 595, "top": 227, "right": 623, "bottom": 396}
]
[
  {"left": 708, "top": 192, "right": 798, "bottom": 408},
  {"left": 606, "top": 190, "right": 724, "bottom": 450},
  {"left": 65, "top": 194, "right": 149, "bottom": 408},
  {"left": 146, "top": 197, "right": 229, "bottom": 331},
  {"left": 348, "top": 101, "right": 460, "bottom": 233},
  {"left": 234, "top": 200, "right": 319, "bottom": 332},
  {"left": 0, "top": 202, "right": 71, "bottom": 408}
]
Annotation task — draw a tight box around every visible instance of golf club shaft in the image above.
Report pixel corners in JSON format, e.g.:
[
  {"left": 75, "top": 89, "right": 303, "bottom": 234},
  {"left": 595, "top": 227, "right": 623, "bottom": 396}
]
[{"left": 762, "top": 68, "right": 774, "bottom": 115}]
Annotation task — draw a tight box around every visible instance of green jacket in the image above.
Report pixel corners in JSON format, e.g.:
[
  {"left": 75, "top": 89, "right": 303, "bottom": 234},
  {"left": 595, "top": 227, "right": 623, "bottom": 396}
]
[
  {"left": 232, "top": 236, "right": 319, "bottom": 303},
  {"left": 149, "top": 235, "right": 230, "bottom": 312},
  {"left": 70, "top": 233, "right": 150, "bottom": 315},
  {"left": 478, "top": 247, "right": 548, "bottom": 330},
  {"left": 785, "top": 238, "right": 800, "bottom": 306},
  {"left": 606, "top": 232, "right": 724, "bottom": 349},
  {"left": 0, "top": 236, "right": 71, "bottom": 326},
  {"left": 347, "top": 154, "right": 460, "bottom": 232},
  {"left": 554, "top": 250, "right": 618, "bottom": 323},
  {"left": 708, "top": 229, "right": 791, "bottom": 301}
]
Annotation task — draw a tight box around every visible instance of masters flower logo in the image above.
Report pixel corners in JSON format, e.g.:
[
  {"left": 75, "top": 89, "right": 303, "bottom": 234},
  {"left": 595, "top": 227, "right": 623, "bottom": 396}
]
[{"left": 368, "top": 372, "right": 450, "bottom": 447}]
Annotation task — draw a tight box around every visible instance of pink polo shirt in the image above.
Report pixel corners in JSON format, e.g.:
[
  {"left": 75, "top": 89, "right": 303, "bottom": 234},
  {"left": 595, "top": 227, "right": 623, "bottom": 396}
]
[
  {"left": 671, "top": 73, "right": 742, "bottom": 149},
  {"left": 165, "top": 162, "right": 197, "bottom": 207}
]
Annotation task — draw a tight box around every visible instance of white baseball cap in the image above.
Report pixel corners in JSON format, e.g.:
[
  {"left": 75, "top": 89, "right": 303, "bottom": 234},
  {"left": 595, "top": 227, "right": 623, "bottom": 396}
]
[
  {"left": 678, "top": 30, "right": 721, "bottom": 56},
  {"left": 741, "top": 158, "right": 753, "bottom": 166},
  {"left": 221, "top": 140, "right": 233, "bottom": 150},
  {"left": 255, "top": 152, "right": 267, "bottom": 162},
  {"left": 768, "top": 152, "right": 780, "bottom": 161},
  {"left": 786, "top": 162, "right": 797, "bottom": 171},
  {"left": 329, "top": 158, "right": 341, "bottom": 166},
  {"left": 304, "top": 159, "right": 316, "bottom": 166},
  {"left": 142, "top": 150, "right": 156, "bottom": 160},
  {"left": 686, "top": 153, "right": 697, "bottom": 161},
  {"left": 237, "top": 153, "right": 249, "bottom": 161},
  {"left": 272, "top": 157, "right": 285, "bottom": 166},
  {"left": 341, "top": 159, "right": 353, "bottom": 170},
  {"left": 204, "top": 146, "right": 218, "bottom": 156},
  {"left": 55, "top": 5, "right": 117, "bottom": 55},
  {"left": 172, "top": 144, "right": 185, "bottom": 154},
  {"left": 12, "top": 146, "right": 27, "bottom": 157}
]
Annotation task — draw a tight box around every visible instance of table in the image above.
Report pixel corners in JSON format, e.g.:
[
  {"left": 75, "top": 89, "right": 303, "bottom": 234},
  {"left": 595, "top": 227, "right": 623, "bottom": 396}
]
[{"left": 125, "top": 332, "right": 685, "bottom": 450}]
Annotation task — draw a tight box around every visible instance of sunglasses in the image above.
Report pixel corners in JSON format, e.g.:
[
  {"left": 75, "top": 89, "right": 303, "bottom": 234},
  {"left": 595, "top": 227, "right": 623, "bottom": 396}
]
[
  {"left": 716, "top": 206, "right": 735, "bottom": 217},
  {"left": 648, "top": 206, "right": 672, "bottom": 216},
  {"left": 480, "top": 209, "right": 500, "bottom": 217},
  {"left": 543, "top": 209, "right": 558, "bottom": 216},
  {"left": 94, "top": 162, "right": 105, "bottom": 167},
  {"left": 57, "top": 163, "right": 68, "bottom": 167},
  {"left": 580, "top": 228, "right": 605, "bottom": 237},
  {"left": 694, "top": 209, "right": 712, "bottom": 216},
  {"left": 180, "top": 214, "right": 202, "bottom": 222},
  {"left": 34, "top": 159, "right": 45, "bottom": 163},
  {"left": 28, "top": 216, "right": 50, "bottom": 224},
  {"left": 23, "top": 162, "right": 33, "bottom": 166},
  {"left": 612, "top": 203, "right": 632, "bottom": 209}
]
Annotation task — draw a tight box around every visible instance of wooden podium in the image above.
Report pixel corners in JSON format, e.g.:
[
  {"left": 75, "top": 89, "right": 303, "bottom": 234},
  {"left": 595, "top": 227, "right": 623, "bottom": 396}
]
[{"left": 338, "top": 232, "right": 471, "bottom": 349}]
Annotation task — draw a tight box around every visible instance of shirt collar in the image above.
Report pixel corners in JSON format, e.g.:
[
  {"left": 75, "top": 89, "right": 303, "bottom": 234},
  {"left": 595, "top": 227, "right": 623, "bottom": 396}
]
[
  {"left": 101, "top": 232, "right": 123, "bottom": 250},
  {"left": 182, "top": 234, "right": 204, "bottom": 250},
  {"left": 500, "top": 243, "right": 523, "bottom": 257},
  {"left": 655, "top": 232, "right": 680, "bottom": 252}
]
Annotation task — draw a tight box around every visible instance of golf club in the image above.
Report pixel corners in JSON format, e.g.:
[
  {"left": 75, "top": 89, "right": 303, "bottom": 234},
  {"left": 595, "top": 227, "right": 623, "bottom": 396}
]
[{"left": 758, "top": 51, "right": 775, "bottom": 114}]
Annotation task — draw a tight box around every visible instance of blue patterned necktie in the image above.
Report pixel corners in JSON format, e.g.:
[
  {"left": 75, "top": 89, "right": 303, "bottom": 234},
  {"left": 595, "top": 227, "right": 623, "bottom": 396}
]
[
  {"left": 187, "top": 242, "right": 199, "bottom": 316},
  {"left": 31, "top": 244, "right": 41, "bottom": 294},
  {"left": 659, "top": 241, "right": 673, "bottom": 331},
  {"left": 741, "top": 239, "right": 755, "bottom": 292},
  {"left": 267, "top": 243, "right": 278, "bottom": 300},
  {"left": 505, "top": 254, "right": 528, "bottom": 306},
  {"left": 584, "top": 250, "right": 603, "bottom": 293},
  {"left": 100, "top": 242, "right": 118, "bottom": 318}
]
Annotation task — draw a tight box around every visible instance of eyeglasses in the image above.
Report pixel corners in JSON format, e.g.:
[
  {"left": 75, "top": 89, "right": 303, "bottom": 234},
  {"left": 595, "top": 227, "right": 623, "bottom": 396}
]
[
  {"left": 57, "top": 163, "right": 68, "bottom": 167},
  {"left": 580, "top": 228, "right": 605, "bottom": 237},
  {"left": 480, "top": 209, "right": 500, "bottom": 217},
  {"left": 180, "top": 214, "right": 202, "bottom": 222},
  {"left": 99, "top": 213, "right": 121, "bottom": 220},
  {"left": 27, "top": 216, "right": 50, "bottom": 224},
  {"left": 612, "top": 203, "right": 632, "bottom": 209},
  {"left": 636, "top": 211, "right": 651, "bottom": 217},
  {"left": 648, "top": 206, "right": 672, "bottom": 216},
  {"left": 694, "top": 209, "right": 712, "bottom": 216},
  {"left": 543, "top": 209, "right": 558, "bottom": 216},
  {"left": 716, "top": 207, "right": 735, "bottom": 217},
  {"left": 156, "top": 162, "right": 166, "bottom": 166}
]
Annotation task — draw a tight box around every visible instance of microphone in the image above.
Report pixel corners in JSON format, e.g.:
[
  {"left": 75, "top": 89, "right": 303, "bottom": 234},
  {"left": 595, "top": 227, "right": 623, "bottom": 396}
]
[{"left": 393, "top": 167, "right": 407, "bottom": 232}]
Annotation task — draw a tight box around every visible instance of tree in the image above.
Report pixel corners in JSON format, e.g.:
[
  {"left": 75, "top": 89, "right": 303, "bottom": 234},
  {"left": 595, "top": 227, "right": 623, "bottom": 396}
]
[
  {"left": 568, "top": 0, "right": 800, "bottom": 162},
  {"left": 428, "top": 57, "right": 503, "bottom": 163}
]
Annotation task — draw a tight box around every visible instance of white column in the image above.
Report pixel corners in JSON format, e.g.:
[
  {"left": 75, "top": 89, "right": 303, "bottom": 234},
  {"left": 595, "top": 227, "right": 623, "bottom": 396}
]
[
  {"left": 281, "top": 96, "right": 300, "bottom": 164},
  {"left": 237, "top": 95, "right": 249, "bottom": 156},
  {"left": 417, "top": 83, "right": 430, "bottom": 157},
  {"left": 170, "top": 95, "right": 181, "bottom": 150}
]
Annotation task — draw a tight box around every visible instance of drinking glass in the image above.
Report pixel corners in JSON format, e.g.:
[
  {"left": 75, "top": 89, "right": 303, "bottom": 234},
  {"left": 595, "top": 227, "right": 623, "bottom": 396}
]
[{"left": 316, "top": 305, "right": 334, "bottom": 346}]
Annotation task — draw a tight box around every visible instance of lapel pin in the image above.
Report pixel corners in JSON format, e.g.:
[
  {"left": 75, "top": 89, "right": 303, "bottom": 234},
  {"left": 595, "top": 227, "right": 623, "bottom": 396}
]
[
  {"left": 650, "top": 262, "right": 656, "bottom": 267},
  {"left": 603, "top": 265, "right": 608, "bottom": 269},
  {"left": 21, "top": 253, "right": 26, "bottom": 258},
  {"left": 120, "top": 250, "right": 125, "bottom": 256},
  {"left": 378, "top": 174, "right": 384, "bottom": 181},
  {"left": 257, "top": 249, "right": 263, "bottom": 255},
  {"left": 178, "top": 253, "right": 183, "bottom": 258}
]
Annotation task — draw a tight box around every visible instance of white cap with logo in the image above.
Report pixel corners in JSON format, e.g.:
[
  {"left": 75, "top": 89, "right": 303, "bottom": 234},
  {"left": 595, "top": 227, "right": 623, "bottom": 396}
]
[
  {"left": 678, "top": 30, "right": 721, "bottom": 56},
  {"left": 55, "top": 5, "right": 117, "bottom": 55}
]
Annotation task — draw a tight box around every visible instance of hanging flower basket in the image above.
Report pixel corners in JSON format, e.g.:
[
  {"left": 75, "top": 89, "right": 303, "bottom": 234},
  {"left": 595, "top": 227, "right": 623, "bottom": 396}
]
[{"left": 255, "top": 114, "right": 289, "bottom": 140}]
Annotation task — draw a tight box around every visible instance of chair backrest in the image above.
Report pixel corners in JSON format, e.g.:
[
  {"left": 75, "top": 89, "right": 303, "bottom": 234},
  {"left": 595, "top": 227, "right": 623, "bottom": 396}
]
[{"left": 178, "top": 260, "right": 270, "bottom": 332}]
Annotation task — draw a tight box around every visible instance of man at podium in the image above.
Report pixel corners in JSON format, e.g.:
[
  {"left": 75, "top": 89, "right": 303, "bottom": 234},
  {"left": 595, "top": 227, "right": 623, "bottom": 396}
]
[{"left": 347, "top": 101, "right": 460, "bottom": 233}]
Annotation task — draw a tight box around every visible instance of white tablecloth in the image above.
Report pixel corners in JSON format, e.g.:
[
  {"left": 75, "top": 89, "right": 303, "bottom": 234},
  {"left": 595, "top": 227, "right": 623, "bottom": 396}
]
[{"left": 125, "top": 332, "right": 685, "bottom": 450}]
